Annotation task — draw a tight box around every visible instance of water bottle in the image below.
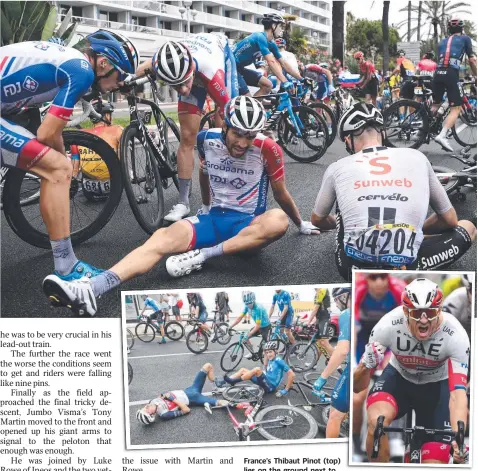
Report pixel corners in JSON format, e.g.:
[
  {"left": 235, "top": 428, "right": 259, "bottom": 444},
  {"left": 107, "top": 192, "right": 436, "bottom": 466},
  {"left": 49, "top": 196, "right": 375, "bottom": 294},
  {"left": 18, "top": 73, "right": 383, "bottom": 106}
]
[{"left": 437, "top": 100, "right": 449, "bottom": 116}]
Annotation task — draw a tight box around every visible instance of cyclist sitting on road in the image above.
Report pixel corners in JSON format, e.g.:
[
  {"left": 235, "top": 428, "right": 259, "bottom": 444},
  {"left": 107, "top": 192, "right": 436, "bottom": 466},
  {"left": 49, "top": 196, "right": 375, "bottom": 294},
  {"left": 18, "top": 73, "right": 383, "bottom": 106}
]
[
  {"left": 312, "top": 287, "right": 351, "bottom": 439},
  {"left": 353, "top": 278, "right": 469, "bottom": 464},
  {"left": 233, "top": 13, "right": 303, "bottom": 97},
  {"left": 42, "top": 96, "right": 320, "bottom": 316},
  {"left": 354, "top": 51, "right": 379, "bottom": 105},
  {"left": 136, "top": 33, "right": 238, "bottom": 222},
  {"left": 307, "top": 287, "right": 333, "bottom": 358},
  {"left": 139, "top": 295, "right": 167, "bottom": 344},
  {"left": 300, "top": 62, "right": 335, "bottom": 101},
  {"left": 187, "top": 292, "right": 211, "bottom": 336},
  {"left": 215, "top": 341, "right": 295, "bottom": 397},
  {"left": 0, "top": 30, "right": 138, "bottom": 282},
  {"left": 136, "top": 362, "right": 230, "bottom": 425},
  {"left": 310, "top": 102, "right": 476, "bottom": 281},
  {"left": 228, "top": 291, "right": 272, "bottom": 359},
  {"left": 269, "top": 288, "right": 296, "bottom": 347},
  {"left": 432, "top": 18, "right": 477, "bottom": 152}
]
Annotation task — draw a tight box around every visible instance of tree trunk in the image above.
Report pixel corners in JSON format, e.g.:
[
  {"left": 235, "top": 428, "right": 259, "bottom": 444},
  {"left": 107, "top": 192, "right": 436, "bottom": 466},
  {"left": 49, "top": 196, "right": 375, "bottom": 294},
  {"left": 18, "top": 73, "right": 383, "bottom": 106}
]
[
  {"left": 332, "top": 1, "right": 345, "bottom": 63},
  {"left": 382, "top": 1, "right": 390, "bottom": 75},
  {"left": 432, "top": 19, "right": 439, "bottom": 55},
  {"left": 417, "top": 1, "right": 422, "bottom": 41},
  {"left": 441, "top": 1, "right": 446, "bottom": 38},
  {"left": 407, "top": 1, "right": 411, "bottom": 41}
]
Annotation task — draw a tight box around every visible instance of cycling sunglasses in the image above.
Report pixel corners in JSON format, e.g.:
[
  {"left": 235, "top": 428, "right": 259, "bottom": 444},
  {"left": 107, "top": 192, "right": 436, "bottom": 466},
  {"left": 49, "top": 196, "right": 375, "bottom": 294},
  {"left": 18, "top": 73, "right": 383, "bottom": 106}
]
[
  {"left": 367, "top": 274, "right": 389, "bottom": 281},
  {"left": 406, "top": 307, "right": 440, "bottom": 321},
  {"left": 231, "top": 128, "right": 259, "bottom": 138}
]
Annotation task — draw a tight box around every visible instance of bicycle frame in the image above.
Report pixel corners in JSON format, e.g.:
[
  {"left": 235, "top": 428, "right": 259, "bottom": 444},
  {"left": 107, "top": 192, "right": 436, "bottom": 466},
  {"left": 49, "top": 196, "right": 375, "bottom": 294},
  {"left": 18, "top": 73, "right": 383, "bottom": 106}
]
[
  {"left": 262, "top": 92, "right": 304, "bottom": 137},
  {"left": 287, "top": 380, "right": 332, "bottom": 409}
]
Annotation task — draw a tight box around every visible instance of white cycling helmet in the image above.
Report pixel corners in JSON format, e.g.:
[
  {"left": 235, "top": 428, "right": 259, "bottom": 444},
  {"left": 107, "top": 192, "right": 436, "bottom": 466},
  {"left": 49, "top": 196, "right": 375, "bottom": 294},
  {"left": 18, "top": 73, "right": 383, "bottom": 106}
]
[
  {"left": 461, "top": 275, "right": 472, "bottom": 290},
  {"left": 136, "top": 407, "right": 156, "bottom": 425},
  {"left": 224, "top": 96, "right": 267, "bottom": 133},
  {"left": 401, "top": 278, "right": 444, "bottom": 310},
  {"left": 153, "top": 41, "right": 193, "bottom": 85}
]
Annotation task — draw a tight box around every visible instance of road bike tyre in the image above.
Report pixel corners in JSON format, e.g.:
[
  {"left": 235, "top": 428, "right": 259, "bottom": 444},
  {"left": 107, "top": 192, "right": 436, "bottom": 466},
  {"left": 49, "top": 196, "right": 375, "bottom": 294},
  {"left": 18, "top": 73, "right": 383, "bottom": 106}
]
[
  {"left": 382, "top": 100, "right": 429, "bottom": 149},
  {"left": 126, "top": 329, "right": 135, "bottom": 350},
  {"left": 277, "top": 106, "right": 328, "bottom": 163},
  {"left": 255, "top": 405, "right": 318, "bottom": 440},
  {"left": 135, "top": 322, "right": 156, "bottom": 342},
  {"left": 164, "top": 117, "right": 180, "bottom": 189},
  {"left": 317, "top": 403, "right": 348, "bottom": 437},
  {"left": 327, "top": 323, "right": 337, "bottom": 339},
  {"left": 164, "top": 320, "right": 184, "bottom": 341},
  {"left": 286, "top": 341, "right": 319, "bottom": 372},
  {"left": 215, "top": 322, "right": 232, "bottom": 345},
  {"left": 3, "top": 131, "right": 123, "bottom": 249},
  {"left": 308, "top": 102, "right": 337, "bottom": 145},
  {"left": 128, "top": 362, "right": 133, "bottom": 385},
  {"left": 451, "top": 100, "right": 477, "bottom": 148},
  {"left": 432, "top": 165, "right": 461, "bottom": 194},
  {"left": 222, "top": 383, "right": 264, "bottom": 403},
  {"left": 186, "top": 328, "right": 209, "bottom": 354},
  {"left": 220, "top": 342, "right": 245, "bottom": 372},
  {"left": 199, "top": 110, "right": 216, "bottom": 131},
  {"left": 120, "top": 123, "right": 165, "bottom": 235}
]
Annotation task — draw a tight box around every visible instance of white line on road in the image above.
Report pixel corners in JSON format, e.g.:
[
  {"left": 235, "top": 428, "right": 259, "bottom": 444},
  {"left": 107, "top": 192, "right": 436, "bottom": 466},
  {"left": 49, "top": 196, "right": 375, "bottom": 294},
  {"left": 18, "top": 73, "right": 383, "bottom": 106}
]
[{"left": 129, "top": 350, "right": 225, "bottom": 360}]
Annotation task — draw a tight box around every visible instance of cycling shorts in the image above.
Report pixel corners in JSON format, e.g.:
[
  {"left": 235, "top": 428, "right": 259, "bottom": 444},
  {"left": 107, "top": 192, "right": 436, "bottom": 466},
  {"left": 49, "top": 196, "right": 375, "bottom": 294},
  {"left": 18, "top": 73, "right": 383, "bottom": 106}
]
[
  {"left": 367, "top": 364, "right": 453, "bottom": 450},
  {"left": 198, "top": 312, "right": 207, "bottom": 323},
  {"left": 251, "top": 372, "right": 275, "bottom": 393},
  {"left": 432, "top": 68, "right": 463, "bottom": 106},
  {"left": 399, "top": 80, "right": 415, "bottom": 99},
  {"left": 363, "top": 77, "right": 378, "bottom": 98},
  {"left": 315, "top": 309, "right": 331, "bottom": 339},
  {"left": 332, "top": 363, "right": 350, "bottom": 413},
  {"left": 0, "top": 117, "right": 51, "bottom": 170},
  {"left": 249, "top": 325, "right": 271, "bottom": 342},
  {"left": 184, "top": 370, "right": 217, "bottom": 406},
  {"left": 149, "top": 311, "right": 164, "bottom": 324},
  {"left": 178, "top": 85, "right": 208, "bottom": 116},
  {"left": 237, "top": 66, "right": 264, "bottom": 96},
  {"left": 172, "top": 305, "right": 180, "bottom": 317},
  {"left": 279, "top": 312, "right": 294, "bottom": 329},
  {"left": 316, "top": 82, "right": 328, "bottom": 101},
  {"left": 185, "top": 208, "right": 255, "bottom": 250}
]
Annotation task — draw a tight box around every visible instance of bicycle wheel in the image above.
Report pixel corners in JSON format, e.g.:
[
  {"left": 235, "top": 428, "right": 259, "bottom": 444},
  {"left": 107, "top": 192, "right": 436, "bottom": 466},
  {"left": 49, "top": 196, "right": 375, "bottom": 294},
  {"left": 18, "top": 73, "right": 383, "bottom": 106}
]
[
  {"left": 277, "top": 106, "right": 328, "bottom": 163},
  {"left": 128, "top": 362, "right": 133, "bottom": 385},
  {"left": 215, "top": 322, "right": 231, "bottom": 345},
  {"left": 432, "top": 165, "right": 461, "bottom": 194},
  {"left": 451, "top": 99, "right": 477, "bottom": 148},
  {"left": 163, "top": 117, "right": 180, "bottom": 190},
  {"left": 383, "top": 99, "right": 429, "bottom": 149},
  {"left": 120, "top": 123, "right": 164, "bottom": 234},
  {"left": 164, "top": 320, "right": 184, "bottom": 341},
  {"left": 308, "top": 102, "right": 337, "bottom": 145},
  {"left": 135, "top": 322, "right": 156, "bottom": 342},
  {"left": 317, "top": 404, "right": 348, "bottom": 438},
  {"left": 222, "top": 383, "right": 264, "bottom": 403},
  {"left": 3, "top": 131, "right": 123, "bottom": 249},
  {"left": 287, "top": 341, "right": 319, "bottom": 372},
  {"left": 199, "top": 110, "right": 217, "bottom": 131},
  {"left": 186, "top": 328, "right": 209, "bottom": 354},
  {"left": 255, "top": 405, "right": 318, "bottom": 440},
  {"left": 126, "top": 329, "right": 135, "bottom": 350},
  {"left": 220, "top": 342, "right": 245, "bottom": 372}
]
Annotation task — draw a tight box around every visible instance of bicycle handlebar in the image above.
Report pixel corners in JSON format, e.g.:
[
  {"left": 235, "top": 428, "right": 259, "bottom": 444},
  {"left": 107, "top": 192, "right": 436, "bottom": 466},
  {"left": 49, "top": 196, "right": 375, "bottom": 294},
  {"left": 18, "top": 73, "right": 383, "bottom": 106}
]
[{"left": 67, "top": 99, "right": 101, "bottom": 127}]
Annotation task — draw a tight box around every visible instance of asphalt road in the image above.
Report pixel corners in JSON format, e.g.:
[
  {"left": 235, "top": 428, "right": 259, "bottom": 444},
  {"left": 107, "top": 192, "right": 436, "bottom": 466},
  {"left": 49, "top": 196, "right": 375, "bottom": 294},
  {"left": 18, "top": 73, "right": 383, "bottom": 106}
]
[
  {"left": 2, "top": 138, "right": 476, "bottom": 318},
  {"left": 127, "top": 322, "right": 335, "bottom": 446}
]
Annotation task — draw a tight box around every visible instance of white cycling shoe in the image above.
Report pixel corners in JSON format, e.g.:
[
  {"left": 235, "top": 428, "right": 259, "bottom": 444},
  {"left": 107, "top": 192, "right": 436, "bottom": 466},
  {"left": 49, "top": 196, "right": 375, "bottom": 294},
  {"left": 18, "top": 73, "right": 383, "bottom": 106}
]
[
  {"left": 166, "top": 250, "right": 205, "bottom": 278},
  {"left": 434, "top": 135, "right": 454, "bottom": 152},
  {"left": 164, "top": 203, "right": 190, "bottom": 222},
  {"left": 43, "top": 275, "right": 97, "bottom": 316}
]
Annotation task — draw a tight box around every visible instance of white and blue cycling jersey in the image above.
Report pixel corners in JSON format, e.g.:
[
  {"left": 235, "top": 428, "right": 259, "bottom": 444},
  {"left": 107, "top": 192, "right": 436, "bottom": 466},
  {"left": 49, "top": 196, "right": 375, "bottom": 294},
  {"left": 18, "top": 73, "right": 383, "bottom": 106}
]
[
  {"left": 233, "top": 32, "right": 282, "bottom": 69},
  {"left": 144, "top": 297, "right": 161, "bottom": 312},
  {"left": 272, "top": 290, "right": 294, "bottom": 316},
  {"left": 0, "top": 41, "right": 94, "bottom": 121}
]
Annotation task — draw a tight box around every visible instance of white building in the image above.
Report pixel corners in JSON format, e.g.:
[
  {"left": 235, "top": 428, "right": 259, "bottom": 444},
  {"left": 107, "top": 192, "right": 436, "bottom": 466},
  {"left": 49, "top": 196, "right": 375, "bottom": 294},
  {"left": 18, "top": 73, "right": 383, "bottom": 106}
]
[{"left": 55, "top": 0, "right": 332, "bottom": 59}]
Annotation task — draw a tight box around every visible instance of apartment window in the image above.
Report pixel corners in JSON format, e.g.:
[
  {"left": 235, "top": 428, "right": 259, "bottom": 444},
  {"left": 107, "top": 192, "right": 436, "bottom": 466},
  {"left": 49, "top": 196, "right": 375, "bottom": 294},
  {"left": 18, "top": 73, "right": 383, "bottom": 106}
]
[
  {"left": 207, "top": 6, "right": 213, "bottom": 13},
  {"left": 225, "top": 31, "right": 230, "bottom": 38},
  {"left": 109, "top": 12, "right": 118, "bottom": 22},
  {"left": 241, "top": 14, "right": 246, "bottom": 21},
  {"left": 60, "top": 5, "right": 82, "bottom": 19},
  {"left": 207, "top": 28, "right": 214, "bottom": 33},
  {"left": 162, "top": 21, "right": 172, "bottom": 30},
  {"left": 255, "top": 17, "right": 262, "bottom": 24},
  {"left": 132, "top": 16, "right": 147, "bottom": 26},
  {"left": 225, "top": 10, "right": 230, "bottom": 18}
]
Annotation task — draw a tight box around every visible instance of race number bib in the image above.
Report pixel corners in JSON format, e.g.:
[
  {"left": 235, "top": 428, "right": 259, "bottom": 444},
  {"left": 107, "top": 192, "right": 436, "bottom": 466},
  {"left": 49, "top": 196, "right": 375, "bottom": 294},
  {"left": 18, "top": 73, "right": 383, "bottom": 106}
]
[
  {"left": 344, "top": 223, "right": 419, "bottom": 266},
  {"left": 82, "top": 178, "right": 110, "bottom": 195}
]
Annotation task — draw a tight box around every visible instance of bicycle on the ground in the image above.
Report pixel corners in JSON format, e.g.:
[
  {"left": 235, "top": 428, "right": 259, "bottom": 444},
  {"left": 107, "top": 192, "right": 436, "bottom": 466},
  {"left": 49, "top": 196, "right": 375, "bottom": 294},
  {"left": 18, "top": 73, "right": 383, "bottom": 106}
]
[
  {"left": 208, "top": 383, "right": 318, "bottom": 441},
  {"left": 185, "top": 316, "right": 231, "bottom": 354},
  {"left": 117, "top": 71, "right": 181, "bottom": 234},
  {"left": 372, "top": 415, "right": 465, "bottom": 464},
  {"left": 135, "top": 313, "right": 184, "bottom": 342},
  {"left": 126, "top": 328, "right": 135, "bottom": 350}
]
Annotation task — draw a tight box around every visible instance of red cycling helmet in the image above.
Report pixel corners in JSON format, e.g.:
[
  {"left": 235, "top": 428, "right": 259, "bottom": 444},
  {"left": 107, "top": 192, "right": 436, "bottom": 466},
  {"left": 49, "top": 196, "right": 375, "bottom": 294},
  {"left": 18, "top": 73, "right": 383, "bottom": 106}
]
[{"left": 354, "top": 51, "right": 364, "bottom": 60}]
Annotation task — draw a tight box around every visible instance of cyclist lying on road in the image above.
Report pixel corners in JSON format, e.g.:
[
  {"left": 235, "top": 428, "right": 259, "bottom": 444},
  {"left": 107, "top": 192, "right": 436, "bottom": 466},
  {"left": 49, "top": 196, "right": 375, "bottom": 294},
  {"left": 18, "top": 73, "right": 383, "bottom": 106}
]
[
  {"left": 136, "top": 363, "right": 230, "bottom": 425},
  {"left": 215, "top": 341, "right": 295, "bottom": 397}
]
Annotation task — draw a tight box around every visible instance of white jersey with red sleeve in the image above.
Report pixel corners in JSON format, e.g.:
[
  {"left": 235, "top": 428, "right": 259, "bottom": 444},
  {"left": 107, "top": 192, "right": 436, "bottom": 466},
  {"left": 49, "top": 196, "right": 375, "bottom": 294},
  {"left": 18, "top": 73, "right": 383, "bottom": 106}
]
[
  {"left": 196, "top": 128, "right": 284, "bottom": 215},
  {"left": 369, "top": 307, "right": 469, "bottom": 389}
]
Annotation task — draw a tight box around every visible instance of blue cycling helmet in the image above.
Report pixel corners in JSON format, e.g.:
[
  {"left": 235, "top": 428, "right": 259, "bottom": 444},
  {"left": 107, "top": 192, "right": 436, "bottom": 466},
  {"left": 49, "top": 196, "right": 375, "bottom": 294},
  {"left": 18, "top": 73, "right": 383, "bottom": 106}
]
[
  {"left": 242, "top": 291, "right": 256, "bottom": 304},
  {"left": 86, "top": 29, "right": 139, "bottom": 76},
  {"left": 275, "top": 38, "right": 286, "bottom": 47},
  {"left": 332, "top": 287, "right": 351, "bottom": 298}
]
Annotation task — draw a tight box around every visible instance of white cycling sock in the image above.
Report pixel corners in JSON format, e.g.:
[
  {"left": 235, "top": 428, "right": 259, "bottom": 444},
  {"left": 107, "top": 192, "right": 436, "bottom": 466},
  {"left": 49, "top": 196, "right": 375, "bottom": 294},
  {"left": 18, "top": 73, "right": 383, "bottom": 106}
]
[
  {"left": 201, "top": 243, "right": 224, "bottom": 261},
  {"left": 51, "top": 237, "right": 78, "bottom": 275},
  {"left": 438, "top": 125, "right": 450, "bottom": 138},
  {"left": 178, "top": 178, "right": 191, "bottom": 206},
  {"left": 91, "top": 270, "right": 121, "bottom": 297}
]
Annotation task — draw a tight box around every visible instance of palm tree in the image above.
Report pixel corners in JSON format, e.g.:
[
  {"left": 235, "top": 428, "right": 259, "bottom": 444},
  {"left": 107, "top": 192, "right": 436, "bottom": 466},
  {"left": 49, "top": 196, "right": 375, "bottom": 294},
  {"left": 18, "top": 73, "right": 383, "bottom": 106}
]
[
  {"left": 417, "top": 1, "right": 422, "bottom": 41},
  {"left": 396, "top": 1, "right": 472, "bottom": 42},
  {"left": 332, "top": 1, "right": 345, "bottom": 64},
  {"left": 382, "top": 1, "right": 390, "bottom": 74},
  {"left": 407, "top": 1, "right": 412, "bottom": 41}
]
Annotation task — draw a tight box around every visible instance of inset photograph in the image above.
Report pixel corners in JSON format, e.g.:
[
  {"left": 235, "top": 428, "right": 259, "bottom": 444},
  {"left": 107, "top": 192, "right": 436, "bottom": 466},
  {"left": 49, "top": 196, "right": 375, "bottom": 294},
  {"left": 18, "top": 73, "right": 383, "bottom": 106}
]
[
  {"left": 350, "top": 271, "right": 474, "bottom": 465},
  {"left": 122, "top": 284, "right": 351, "bottom": 448}
]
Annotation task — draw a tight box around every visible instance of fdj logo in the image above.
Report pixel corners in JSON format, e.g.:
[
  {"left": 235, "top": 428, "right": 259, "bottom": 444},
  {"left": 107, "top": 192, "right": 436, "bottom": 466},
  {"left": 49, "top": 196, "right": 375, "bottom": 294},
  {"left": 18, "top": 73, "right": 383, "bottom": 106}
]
[
  {"left": 23, "top": 76, "right": 39, "bottom": 92},
  {"left": 230, "top": 177, "right": 246, "bottom": 189},
  {"left": 3, "top": 82, "right": 21, "bottom": 96}
]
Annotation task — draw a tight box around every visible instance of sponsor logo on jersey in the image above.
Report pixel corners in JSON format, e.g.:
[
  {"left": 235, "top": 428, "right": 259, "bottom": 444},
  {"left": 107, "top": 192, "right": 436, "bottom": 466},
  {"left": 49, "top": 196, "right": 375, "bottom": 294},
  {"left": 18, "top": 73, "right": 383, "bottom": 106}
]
[
  {"left": 358, "top": 193, "right": 409, "bottom": 202},
  {"left": 230, "top": 177, "right": 246, "bottom": 189},
  {"left": 354, "top": 178, "right": 412, "bottom": 189},
  {"left": 3, "top": 82, "right": 21, "bottom": 96},
  {"left": 34, "top": 42, "right": 49, "bottom": 51},
  {"left": 206, "top": 160, "right": 254, "bottom": 175},
  {"left": 420, "top": 244, "right": 460, "bottom": 269},
  {"left": 0, "top": 130, "right": 25, "bottom": 148},
  {"left": 379, "top": 254, "right": 415, "bottom": 265},
  {"left": 23, "top": 76, "right": 39, "bottom": 92},
  {"left": 81, "top": 60, "right": 90, "bottom": 70}
]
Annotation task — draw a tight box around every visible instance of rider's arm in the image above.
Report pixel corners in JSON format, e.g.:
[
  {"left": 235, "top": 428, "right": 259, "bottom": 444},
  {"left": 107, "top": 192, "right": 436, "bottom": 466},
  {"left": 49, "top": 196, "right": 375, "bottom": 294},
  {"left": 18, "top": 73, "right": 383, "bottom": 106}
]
[
  {"left": 278, "top": 57, "right": 302, "bottom": 81},
  {"left": 449, "top": 389, "right": 468, "bottom": 432},
  {"left": 321, "top": 339, "right": 349, "bottom": 380},
  {"left": 308, "top": 304, "right": 319, "bottom": 325},
  {"left": 284, "top": 368, "right": 296, "bottom": 391},
  {"left": 197, "top": 131, "right": 212, "bottom": 206},
  {"left": 311, "top": 164, "right": 337, "bottom": 230},
  {"left": 264, "top": 53, "right": 288, "bottom": 83},
  {"left": 361, "top": 64, "right": 372, "bottom": 87},
  {"left": 353, "top": 362, "right": 373, "bottom": 393},
  {"left": 135, "top": 58, "right": 153, "bottom": 77},
  {"left": 248, "top": 322, "right": 260, "bottom": 337},
  {"left": 37, "top": 115, "right": 66, "bottom": 154},
  {"left": 280, "top": 305, "right": 289, "bottom": 320},
  {"left": 171, "top": 398, "right": 191, "bottom": 414},
  {"left": 464, "top": 37, "right": 477, "bottom": 76},
  {"left": 323, "top": 69, "right": 334, "bottom": 87},
  {"left": 270, "top": 178, "right": 302, "bottom": 227},
  {"left": 204, "top": 69, "right": 230, "bottom": 116}
]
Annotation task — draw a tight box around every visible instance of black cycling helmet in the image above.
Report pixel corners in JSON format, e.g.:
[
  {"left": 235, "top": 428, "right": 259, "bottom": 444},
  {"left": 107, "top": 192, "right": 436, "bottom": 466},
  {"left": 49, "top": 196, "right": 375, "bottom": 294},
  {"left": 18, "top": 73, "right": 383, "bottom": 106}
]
[
  {"left": 261, "top": 13, "right": 286, "bottom": 26},
  {"left": 397, "top": 49, "right": 406, "bottom": 57},
  {"left": 424, "top": 50, "right": 435, "bottom": 60},
  {"left": 90, "top": 100, "right": 114, "bottom": 123},
  {"left": 338, "top": 102, "right": 384, "bottom": 154},
  {"left": 448, "top": 17, "right": 464, "bottom": 34}
]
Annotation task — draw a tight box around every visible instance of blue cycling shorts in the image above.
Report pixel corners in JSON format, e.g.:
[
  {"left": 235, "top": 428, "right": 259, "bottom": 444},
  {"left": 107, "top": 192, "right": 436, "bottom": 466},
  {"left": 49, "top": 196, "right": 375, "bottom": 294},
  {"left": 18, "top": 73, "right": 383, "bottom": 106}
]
[
  {"left": 251, "top": 373, "right": 275, "bottom": 393},
  {"left": 332, "top": 363, "right": 350, "bottom": 413},
  {"left": 237, "top": 66, "right": 264, "bottom": 95}
]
